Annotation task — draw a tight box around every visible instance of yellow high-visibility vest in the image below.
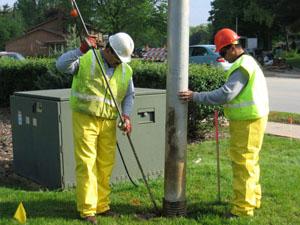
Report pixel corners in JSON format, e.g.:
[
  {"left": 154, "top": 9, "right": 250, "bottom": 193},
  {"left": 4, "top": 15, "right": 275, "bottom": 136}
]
[
  {"left": 70, "top": 49, "right": 132, "bottom": 119},
  {"left": 224, "top": 54, "right": 269, "bottom": 120}
]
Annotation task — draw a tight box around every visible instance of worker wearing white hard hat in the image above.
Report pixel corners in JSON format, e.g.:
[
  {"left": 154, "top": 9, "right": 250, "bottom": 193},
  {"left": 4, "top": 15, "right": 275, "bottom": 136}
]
[
  {"left": 109, "top": 32, "right": 134, "bottom": 63},
  {"left": 56, "top": 32, "right": 135, "bottom": 224}
]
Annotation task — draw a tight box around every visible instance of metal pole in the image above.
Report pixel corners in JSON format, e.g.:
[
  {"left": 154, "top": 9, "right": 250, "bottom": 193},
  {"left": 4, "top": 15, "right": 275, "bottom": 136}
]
[{"left": 163, "top": 0, "right": 189, "bottom": 217}]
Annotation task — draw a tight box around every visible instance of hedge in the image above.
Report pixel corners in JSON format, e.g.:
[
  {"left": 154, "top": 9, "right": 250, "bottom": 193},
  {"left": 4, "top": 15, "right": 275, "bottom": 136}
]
[
  {"left": 0, "top": 58, "right": 71, "bottom": 107},
  {"left": 0, "top": 58, "right": 225, "bottom": 139},
  {"left": 130, "top": 60, "right": 225, "bottom": 139}
]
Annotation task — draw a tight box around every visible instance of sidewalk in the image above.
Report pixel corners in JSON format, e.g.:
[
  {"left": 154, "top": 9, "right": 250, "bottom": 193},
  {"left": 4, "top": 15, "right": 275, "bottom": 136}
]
[{"left": 265, "top": 122, "right": 300, "bottom": 139}]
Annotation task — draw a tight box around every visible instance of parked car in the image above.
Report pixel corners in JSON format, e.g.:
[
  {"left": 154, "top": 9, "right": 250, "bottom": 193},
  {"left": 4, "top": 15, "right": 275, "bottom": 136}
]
[
  {"left": 0, "top": 51, "right": 25, "bottom": 61},
  {"left": 189, "top": 44, "right": 232, "bottom": 70}
]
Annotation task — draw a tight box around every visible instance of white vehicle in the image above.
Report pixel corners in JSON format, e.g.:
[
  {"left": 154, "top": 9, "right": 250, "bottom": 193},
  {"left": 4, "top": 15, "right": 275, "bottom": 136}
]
[{"left": 0, "top": 51, "right": 25, "bottom": 61}]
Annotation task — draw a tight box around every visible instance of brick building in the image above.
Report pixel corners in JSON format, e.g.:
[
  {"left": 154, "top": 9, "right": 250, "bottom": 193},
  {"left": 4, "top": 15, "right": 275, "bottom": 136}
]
[{"left": 5, "top": 15, "right": 103, "bottom": 57}]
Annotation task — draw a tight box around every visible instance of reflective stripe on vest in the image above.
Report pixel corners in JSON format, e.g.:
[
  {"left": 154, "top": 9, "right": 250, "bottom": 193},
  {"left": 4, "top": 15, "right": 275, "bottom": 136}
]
[
  {"left": 71, "top": 90, "right": 116, "bottom": 107},
  {"left": 224, "top": 54, "right": 269, "bottom": 120},
  {"left": 224, "top": 100, "right": 255, "bottom": 108},
  {"left": 70, "top": 49, "right": 132, "bottom": 119}
]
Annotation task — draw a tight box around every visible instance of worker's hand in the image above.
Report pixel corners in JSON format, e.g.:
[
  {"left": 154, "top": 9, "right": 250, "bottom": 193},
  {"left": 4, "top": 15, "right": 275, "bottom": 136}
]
[
  {"left": 80, "top": 35, "right": 97, "bottom": 53},
  {"left": 178, "top": 90, "right": 194, "bottom": 102},
  {"left": 119, "top": 114, "right": 132, "bottom": 134}
]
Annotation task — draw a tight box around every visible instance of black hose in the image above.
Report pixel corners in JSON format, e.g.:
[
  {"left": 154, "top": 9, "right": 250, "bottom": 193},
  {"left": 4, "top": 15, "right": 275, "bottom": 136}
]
[{"left": 116, "top": 142, "right": 138, "bottom": 187}]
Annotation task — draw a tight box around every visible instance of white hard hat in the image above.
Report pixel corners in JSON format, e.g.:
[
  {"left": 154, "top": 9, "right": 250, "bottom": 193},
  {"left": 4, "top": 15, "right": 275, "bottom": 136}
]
[{"left": 109, "top": 32, "right": 134, "bottom": 63}]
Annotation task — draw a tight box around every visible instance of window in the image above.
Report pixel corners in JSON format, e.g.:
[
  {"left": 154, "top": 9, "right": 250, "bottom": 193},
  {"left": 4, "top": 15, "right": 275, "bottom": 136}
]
[{"left": 191, "top": 47, "right": 208, "bottom": 56}]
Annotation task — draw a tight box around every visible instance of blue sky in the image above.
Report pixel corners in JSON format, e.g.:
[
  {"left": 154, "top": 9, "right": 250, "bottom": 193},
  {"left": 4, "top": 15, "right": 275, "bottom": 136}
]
[
  {"left": 190, "top": 0, "right": 211, "bottom": 26},
  {"left": 1, "top": 0, "right": 211, "bottom": 26}
]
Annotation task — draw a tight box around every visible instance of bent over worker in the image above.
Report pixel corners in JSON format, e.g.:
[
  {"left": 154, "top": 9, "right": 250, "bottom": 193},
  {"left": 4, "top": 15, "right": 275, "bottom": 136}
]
[
  {"left": 56, "top": 32, "right": 135, "bottom": 224},
  {"left": 179, "top": 28, "right": 269, "bottom": 217}
]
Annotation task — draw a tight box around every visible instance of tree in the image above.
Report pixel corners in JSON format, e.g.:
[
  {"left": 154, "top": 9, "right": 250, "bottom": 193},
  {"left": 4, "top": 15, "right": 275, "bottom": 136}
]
[
  {"left": 0, "top": 5, "right": 25, "bottom": 50},
  {"left": 15, "top": 0, "right": 71, "bottom": 29},
  {"left": 0, "top": 4, "right": 11, "bottom": 13},
  {"left": 92, "top": 0, "right": 167, "bottom": 47},
  {"left": 189, "top": 24, "right": 213, "bottom": 45},
  {"left": 14, "top": 0, "right": 39, "bottom": 29},
  {"left": 12, "top": 0, "right": 168, "bottom": 48},
  {"left": 209, "top": 0, "right": 300, "bottom": 50}
]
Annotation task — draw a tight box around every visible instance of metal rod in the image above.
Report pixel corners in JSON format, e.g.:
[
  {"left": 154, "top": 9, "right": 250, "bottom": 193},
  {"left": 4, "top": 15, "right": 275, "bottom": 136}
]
[
  {"left": 126, "top": 133, "right": 159, "bottom": 211},
  {"left": 71, "top": 0, "right": 90, "bottom": 36},
  {"left": 214, "top": 110, "right": 221, "bottom": 202},
  {"left": 70, "top": 0, "right": 159, "bottom": 214}
]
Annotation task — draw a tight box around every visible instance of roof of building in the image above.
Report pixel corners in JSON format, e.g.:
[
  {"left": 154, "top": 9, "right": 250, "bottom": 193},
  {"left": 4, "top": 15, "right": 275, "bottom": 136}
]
[{"left": 142, "top": 48, "right": 167, "bottom": 62}]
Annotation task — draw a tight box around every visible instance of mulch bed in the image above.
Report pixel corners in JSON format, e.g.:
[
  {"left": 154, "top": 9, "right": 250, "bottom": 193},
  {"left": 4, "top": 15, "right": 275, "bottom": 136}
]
[{"left": 0, "top": 107, "right": 13, "bottom": 178}]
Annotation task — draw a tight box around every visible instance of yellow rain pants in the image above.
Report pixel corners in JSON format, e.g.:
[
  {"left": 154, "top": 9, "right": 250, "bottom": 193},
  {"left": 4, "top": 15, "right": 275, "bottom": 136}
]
[
  {"left": 229, "top": 116, "right": 268, "bottom": 216},
  {"left": 72, "top": 111, "right": 117, "bottom": 218}
]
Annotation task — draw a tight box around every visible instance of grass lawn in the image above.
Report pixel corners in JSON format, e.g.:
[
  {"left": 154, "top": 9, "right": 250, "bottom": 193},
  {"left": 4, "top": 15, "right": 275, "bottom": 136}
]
[
  {"left": 268, "top": 111, "right": 300, "bottom": 125},
  {"left": 0, "top": 135, "right": 300, "bottom": 225},
  {"left": 286, "top": 54, "right": 300, "bottom": 69}
]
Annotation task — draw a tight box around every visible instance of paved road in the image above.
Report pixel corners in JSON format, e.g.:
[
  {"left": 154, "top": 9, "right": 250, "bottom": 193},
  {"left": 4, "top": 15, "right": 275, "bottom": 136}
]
[{"left": 266, "top": 77, "right": 300, "bottom": 114}]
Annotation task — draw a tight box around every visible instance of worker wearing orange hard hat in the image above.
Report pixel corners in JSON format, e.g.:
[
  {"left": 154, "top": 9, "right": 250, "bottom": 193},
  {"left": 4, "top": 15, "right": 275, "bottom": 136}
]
[
  {"left": 214, "top": 28, "right": 240, "bottom": 52},
  {"left": 179, "top": 28, "right": 269, "bottom": 217}
]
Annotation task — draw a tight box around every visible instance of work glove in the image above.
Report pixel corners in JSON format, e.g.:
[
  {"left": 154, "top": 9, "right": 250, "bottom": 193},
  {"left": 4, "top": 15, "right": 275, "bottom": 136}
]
[
  {"left": 80, "top": 35, "right": 97, "bottom": 54},
  {"left": 118, "top": 114, "right": 132, "bottom": 134}
]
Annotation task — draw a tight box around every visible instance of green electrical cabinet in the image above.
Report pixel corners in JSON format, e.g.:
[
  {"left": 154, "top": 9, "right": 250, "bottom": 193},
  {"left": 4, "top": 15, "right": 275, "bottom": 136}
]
[{"left": 10, "top": 88, "right": 166, "bottom": 189}]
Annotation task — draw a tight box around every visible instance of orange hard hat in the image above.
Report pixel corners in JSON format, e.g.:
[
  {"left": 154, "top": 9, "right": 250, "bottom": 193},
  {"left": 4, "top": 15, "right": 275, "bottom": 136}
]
[{"left": 214, "top": 28, "right": 240, "bottom": 52}]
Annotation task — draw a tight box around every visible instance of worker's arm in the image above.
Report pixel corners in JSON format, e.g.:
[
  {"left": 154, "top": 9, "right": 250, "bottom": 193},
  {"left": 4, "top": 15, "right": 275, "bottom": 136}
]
[
  {"left": 122, "top": 80, "right": 135, "bottom": 116},
  {"left": 56, "top": 36, "right": 98, "bottom": 74},
  {"left": 192, "top": 69, "right": 248, "bottom": 105},
  {"left": 119, "top": 79, "right": 135, "bottom": 134},
  {"left": 56, "top": 48, "right": 82, "bottom": 74}
]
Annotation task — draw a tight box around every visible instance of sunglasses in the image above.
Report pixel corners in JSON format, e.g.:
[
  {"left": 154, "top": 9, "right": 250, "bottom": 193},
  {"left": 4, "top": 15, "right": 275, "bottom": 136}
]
[{"left": 219, "top": 45, "right": 232, "bottom": 58}]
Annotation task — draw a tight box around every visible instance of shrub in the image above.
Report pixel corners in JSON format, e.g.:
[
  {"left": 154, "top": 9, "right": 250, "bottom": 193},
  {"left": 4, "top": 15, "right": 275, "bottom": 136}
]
[
  {"left": 131, "top": 60, "right": 167, "bottom": 89},
  {"left": 130, "top": 60, "right": 225, "bottom": 139},
  {"left": 0, "top": 58, "right": 225, "bottom": 140},
  {"left": 282, "top": 50, "right": 298, "bottom": 58},
  {"left": 188, "top": 64, "right": 225, "bottom": 139},
  {"left": 0, "top": 58, "right": 72, "bottom": 107}
]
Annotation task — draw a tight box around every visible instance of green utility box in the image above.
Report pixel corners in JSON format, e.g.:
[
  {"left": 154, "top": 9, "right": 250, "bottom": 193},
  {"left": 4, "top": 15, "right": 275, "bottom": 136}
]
[{"left": 10, "top": 88, "right": 166, "bottom": 189}]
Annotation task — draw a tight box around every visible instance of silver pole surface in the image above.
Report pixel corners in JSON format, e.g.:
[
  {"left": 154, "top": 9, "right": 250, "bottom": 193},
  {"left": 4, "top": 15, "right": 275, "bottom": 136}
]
[{"left": 163, "top": 0, "right": 189, "bottom": 217}]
